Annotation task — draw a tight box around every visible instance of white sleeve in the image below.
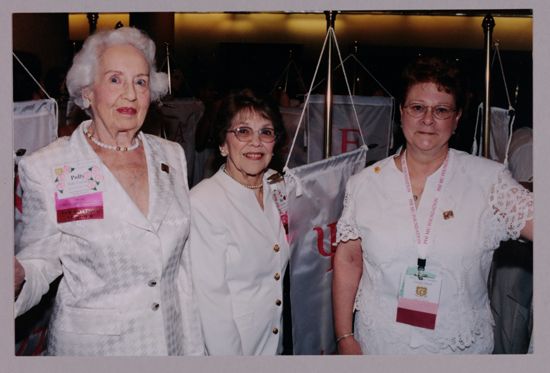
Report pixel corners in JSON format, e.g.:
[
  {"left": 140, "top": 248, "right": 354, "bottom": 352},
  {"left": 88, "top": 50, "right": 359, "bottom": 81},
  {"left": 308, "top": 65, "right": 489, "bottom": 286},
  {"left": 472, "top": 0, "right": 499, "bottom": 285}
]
[
  {"left": 15, "top": 157, "right": 63, "bottom": 317},
  {"left": 178, "top": 239, "right": 207, "bottom": 355},
  {"left": 174, "top": 145, "right": 206, "bottom": 356},
  {"left": 336, "top": 178, "right": 361, "bottom": 244},
  {"left": 489, "top": 168, "right": 534, "bottom": 240},
  {"left": 189, "top": 197, "right": 244, "bottom": 355}
]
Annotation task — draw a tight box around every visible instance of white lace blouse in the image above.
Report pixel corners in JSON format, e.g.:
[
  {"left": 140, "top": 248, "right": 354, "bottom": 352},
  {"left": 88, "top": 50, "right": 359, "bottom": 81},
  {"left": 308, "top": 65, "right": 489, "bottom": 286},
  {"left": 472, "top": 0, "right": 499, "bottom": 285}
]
[{"left": 336, "top": 149, "right": 533, "bottom": 354}]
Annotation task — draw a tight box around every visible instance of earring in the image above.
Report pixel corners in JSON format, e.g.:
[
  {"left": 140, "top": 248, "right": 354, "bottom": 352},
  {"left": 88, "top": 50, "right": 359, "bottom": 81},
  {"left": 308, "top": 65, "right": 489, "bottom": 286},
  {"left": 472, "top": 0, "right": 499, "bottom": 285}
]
[
  {"left": 219, "top": 147, "right": 227, "bottom": 157},
  {"left": 82, "top": 97, "right": 90, "bottom": 109}
]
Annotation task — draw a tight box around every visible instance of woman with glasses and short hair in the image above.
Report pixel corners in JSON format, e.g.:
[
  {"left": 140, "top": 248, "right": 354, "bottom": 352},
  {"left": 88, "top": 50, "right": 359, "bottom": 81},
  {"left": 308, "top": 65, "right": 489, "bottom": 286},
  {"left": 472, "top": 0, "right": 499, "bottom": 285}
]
[
  {"left": 189, "top": 89, "right": 289, "bottom": 355},
  {"left": 332, "top": 56, "right": 533, "bottom": 354}
]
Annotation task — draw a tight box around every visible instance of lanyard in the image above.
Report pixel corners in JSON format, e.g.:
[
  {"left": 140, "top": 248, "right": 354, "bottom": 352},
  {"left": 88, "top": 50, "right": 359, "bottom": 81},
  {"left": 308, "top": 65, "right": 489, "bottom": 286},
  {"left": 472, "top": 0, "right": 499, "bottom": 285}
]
[{"left": 401, "top": 150, "right": 449, "bottom": 267}]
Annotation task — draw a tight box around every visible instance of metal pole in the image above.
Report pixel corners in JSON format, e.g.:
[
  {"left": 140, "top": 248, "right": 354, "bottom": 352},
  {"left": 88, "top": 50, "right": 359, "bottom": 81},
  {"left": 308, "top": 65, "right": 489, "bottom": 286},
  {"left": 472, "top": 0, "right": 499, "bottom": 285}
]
[
  {"left": 87, "top": 13, "right": 99, "bottom": 35},
  {"left": 482, "top": 14, "right": 495, "bottom": 158},
  {"left": 323, "top": 11, "right": 336, "bottom": 159},
  {"left": 352, "top": 41, "right": 358, "bottom": 95},
  {"left": 165, "top": 43, "right": 172, "bottom": 96},
  {"left": 284, "top": 49, "right": 292, "bottom": 92}
]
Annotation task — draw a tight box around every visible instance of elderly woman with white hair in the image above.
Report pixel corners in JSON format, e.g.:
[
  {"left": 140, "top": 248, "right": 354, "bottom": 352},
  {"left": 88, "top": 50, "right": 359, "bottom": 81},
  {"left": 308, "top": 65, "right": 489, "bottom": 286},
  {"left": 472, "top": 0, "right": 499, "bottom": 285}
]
[{"left": 13, "top": 27, "right": 204, "bottom": 356}]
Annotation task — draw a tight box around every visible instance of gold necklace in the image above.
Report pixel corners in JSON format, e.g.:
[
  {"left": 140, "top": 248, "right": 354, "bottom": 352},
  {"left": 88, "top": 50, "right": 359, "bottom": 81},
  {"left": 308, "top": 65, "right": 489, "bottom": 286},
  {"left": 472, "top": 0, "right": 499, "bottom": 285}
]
[{"left": 223, "top": 165, "right": 263, "bottom": 189}]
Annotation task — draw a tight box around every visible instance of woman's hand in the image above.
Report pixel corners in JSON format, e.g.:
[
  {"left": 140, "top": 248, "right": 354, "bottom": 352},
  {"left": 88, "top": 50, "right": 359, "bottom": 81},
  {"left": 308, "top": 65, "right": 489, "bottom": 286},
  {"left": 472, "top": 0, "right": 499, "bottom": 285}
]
[
  {"left": 14, "top": 257, "right": 25, "bottom": 298},
  {"left": 337, "top": 336, "right": 363, "bottom": 355}
]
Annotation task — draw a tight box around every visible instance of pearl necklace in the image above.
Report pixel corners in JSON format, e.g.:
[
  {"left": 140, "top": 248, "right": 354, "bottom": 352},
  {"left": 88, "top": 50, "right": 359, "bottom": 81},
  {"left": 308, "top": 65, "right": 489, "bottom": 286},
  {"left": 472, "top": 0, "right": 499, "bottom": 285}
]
[
  {"left": 223, "top": 165, "right": 263, "bottom": 189},
  {"left": 83, "top": 122, "right": 141, "bottom": 152}
]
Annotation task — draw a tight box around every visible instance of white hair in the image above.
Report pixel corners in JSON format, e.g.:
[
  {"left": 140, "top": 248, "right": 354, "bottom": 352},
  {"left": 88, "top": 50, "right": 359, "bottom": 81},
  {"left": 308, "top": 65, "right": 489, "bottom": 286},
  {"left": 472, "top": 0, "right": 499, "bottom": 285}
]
[{"left": 66, "top": 27, "right": 168, "bottom": 110}]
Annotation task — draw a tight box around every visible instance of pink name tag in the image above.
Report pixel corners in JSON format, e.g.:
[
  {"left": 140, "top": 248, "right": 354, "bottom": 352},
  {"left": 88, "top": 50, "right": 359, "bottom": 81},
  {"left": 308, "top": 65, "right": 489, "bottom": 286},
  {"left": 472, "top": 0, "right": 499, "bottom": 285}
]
[
  {"left": 396, "top": 266, "right": 442, "bottom": 330},
  {"left": 55, "top": 191, "right": 104, "bottom": 223}
]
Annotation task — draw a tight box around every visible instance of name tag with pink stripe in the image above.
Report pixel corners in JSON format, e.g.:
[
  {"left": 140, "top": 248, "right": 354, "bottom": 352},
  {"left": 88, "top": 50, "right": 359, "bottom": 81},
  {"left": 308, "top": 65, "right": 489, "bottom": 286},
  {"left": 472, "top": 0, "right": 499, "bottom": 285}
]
[
  {"left": 53, "top": 161, "right": 104, "bottom": 223},
  {"left": 396, "top": 266, "right": 442, "bottom": 330}
]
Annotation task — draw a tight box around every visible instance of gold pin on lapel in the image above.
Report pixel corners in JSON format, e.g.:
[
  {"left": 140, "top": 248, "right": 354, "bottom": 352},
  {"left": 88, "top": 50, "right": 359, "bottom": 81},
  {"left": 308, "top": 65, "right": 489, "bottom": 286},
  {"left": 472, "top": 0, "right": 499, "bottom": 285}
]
[
  {"left": 443, "top": 210, "right": 454, "bottom": 220},
  {"left": 161, "top": 163, "right": 170, "bottom": 173}
]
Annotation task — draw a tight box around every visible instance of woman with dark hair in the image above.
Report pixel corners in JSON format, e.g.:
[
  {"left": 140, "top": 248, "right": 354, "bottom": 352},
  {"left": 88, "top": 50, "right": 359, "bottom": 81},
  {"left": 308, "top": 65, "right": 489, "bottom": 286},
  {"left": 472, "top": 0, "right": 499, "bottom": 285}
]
[
  {"left": 189, "top": 89, "right": 289, "bottom": 355},
  {"left": 332, "top": 56, "right": 533, "bottom": 354}
]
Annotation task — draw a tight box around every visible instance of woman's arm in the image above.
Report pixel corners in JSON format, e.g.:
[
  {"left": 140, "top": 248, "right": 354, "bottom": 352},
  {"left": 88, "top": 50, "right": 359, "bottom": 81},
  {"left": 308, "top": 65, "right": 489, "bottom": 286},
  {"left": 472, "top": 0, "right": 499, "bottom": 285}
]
[
  {"left": 332, "top": 238, "right": 363, "bottom": 355},
  {"left": 521, "top": 219, "right": 533, "bottom": 242},
  {"left": 14, "top": 257, "right": 25, "bottom": 298},
  {"left": 15, "top": 156, "right": 63, "bottom": 316}
]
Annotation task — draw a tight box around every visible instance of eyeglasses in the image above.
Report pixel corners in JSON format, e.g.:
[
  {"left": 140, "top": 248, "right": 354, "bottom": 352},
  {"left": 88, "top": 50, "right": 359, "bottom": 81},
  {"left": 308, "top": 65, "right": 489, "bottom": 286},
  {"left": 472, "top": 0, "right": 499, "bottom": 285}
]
[
  {"left": 403, "top": 103, "right": 457, "bottom": 120},
  {"left": 227, "top": 126, "right": 277, "bottom": 143}
]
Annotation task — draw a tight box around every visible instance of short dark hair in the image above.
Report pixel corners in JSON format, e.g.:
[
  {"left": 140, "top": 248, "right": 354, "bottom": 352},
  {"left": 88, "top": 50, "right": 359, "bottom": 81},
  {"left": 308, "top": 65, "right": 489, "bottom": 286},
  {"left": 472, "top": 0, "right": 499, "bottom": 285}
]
[
  {"left": 400, "top": 56, "right": 466, "bottom": 111},
  {"left": 213, "top": 89, "right": 287, "bottom": 167}
]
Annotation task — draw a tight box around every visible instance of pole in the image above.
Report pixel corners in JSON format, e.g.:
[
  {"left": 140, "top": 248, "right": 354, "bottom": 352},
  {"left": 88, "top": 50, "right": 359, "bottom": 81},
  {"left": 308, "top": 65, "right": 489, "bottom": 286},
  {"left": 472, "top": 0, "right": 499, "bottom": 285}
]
[
  {"left": 165, "top": 43, "right": 172, "bottom": 96},
  {"left": 323, "top": 11, "right": 336, "bottom": 159},
  {"left": 87, "top": 13, "right": 99, "bottom": 35},
  {"left": 482, "top": 14, "right": 495, "bottom": 158}
]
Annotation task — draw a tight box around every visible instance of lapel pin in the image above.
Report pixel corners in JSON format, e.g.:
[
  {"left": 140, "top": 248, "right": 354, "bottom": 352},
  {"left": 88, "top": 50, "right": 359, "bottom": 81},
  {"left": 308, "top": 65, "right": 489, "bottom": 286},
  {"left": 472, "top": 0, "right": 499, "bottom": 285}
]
[
  {"left": 443, "top": 210, "right": 454, "bottom": 220},
  {"left": 161, "top": 163, "right": 170, "bottom": 173}
]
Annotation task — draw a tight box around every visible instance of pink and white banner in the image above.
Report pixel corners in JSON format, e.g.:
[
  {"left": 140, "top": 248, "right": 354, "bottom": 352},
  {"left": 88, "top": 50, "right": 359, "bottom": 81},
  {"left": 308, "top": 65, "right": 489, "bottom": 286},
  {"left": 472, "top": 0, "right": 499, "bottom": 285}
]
[{"left": 285, "top": 146, "right": 367, "bottom": 354}]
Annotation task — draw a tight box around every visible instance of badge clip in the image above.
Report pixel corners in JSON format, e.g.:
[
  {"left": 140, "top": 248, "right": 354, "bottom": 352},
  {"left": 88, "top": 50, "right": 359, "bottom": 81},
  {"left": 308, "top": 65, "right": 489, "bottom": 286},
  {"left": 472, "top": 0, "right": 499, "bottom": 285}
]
[{"left": 416, "top": 258, "right": 427, "bottom": 280}]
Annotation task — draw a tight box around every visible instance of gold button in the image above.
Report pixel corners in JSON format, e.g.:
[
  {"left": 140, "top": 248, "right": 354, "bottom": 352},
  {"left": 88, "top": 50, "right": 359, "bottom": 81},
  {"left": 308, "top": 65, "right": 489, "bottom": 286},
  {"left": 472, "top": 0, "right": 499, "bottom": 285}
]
[
  {"left": 272, "top": 327, "right": 279, "bottom": 334},
  {"left": 275, "top": 299, "right": 282, "bottom": 306},
  {"left": 274, "top": 272, "right": 281, "bottom": 281},
  {"left": 273, "top": 244, "right": 280, "bottom": 253}
]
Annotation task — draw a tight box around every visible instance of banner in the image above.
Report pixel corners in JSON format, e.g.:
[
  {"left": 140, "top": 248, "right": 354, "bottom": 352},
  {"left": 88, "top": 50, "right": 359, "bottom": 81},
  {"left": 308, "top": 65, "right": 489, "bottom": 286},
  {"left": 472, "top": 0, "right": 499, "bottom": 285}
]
[
  {"left": 306, "top": 94, "right": 393, "bottom": 165},
  {"left": 473, "top": 104, "right": 513, "bottom": 163},
  {"left": 285, "top": 146, "right": 368, "bottom": 354},
  {"left": 14, "top": 98, "right": 58, "bottom": 158}
]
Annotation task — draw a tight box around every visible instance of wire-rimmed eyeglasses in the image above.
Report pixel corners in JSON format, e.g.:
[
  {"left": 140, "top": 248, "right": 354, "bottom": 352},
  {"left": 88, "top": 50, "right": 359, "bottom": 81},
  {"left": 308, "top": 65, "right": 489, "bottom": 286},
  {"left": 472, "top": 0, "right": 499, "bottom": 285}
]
[
  {"left": 403, "top": 103, "right": 457, "bottom": 120},
  {"left": 226, "top": 126, "right": 277, "bottom": 143}
]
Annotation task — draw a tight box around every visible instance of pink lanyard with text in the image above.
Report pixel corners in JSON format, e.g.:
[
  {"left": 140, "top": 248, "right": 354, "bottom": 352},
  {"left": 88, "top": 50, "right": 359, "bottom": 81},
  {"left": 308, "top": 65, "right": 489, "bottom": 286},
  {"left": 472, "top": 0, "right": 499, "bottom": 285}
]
[{"left": 401, "top": 151, "right": 449, "bottom": 267}]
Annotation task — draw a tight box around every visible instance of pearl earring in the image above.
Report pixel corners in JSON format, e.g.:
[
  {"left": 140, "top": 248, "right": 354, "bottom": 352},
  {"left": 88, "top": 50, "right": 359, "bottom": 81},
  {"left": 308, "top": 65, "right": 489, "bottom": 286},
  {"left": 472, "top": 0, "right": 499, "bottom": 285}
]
[
  {"left": 220, "top": 147, "right": 227, "bottom": 157},
  {"left": 82, "top": 97, "right": 90, "bottom": 109}
]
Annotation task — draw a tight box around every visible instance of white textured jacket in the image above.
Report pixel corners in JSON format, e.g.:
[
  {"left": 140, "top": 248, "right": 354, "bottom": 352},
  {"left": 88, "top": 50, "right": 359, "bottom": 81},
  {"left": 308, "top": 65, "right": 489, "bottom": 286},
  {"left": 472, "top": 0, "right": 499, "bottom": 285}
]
[
  {"left": 15, "top": 120, "right": 205, "bottom": 356},
  {"left": 189, "top": 168, "right": 290, "bottom": 355}
]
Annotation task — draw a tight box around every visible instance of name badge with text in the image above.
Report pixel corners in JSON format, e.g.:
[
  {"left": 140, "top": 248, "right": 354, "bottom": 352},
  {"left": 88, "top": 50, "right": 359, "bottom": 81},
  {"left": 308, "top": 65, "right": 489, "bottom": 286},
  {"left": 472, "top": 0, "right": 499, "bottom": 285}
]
[{"left": 53, "top": 161, "right": 105, "bottom": 223}]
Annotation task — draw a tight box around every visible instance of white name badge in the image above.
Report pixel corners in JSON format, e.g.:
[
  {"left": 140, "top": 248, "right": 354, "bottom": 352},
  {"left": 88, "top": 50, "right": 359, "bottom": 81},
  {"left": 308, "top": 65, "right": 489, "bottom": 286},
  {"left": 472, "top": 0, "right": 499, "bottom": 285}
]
[{"left": 396, "top": 266, "right": 442, "bottom": 329}]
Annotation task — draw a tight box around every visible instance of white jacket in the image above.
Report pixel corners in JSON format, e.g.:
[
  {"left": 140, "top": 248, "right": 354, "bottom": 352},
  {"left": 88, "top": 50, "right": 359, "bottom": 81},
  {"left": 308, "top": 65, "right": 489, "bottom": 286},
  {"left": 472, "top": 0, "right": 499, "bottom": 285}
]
[
  {"left": 189, "top": 168, "right": 290, "bottom": 355},
  {"left": 15, "top": 120, "right": 205, "bottom": 356}
]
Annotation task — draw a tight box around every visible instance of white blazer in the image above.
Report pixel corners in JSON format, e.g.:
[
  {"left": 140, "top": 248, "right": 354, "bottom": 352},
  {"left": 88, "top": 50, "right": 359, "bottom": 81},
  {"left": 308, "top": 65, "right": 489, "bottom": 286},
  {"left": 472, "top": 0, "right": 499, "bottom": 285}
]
[
  {"left": 15, "top": 120, "right": 205, "bottom": 356},
  {"left": 189, "top": 168, "right": 290, "bottom": 355}
]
